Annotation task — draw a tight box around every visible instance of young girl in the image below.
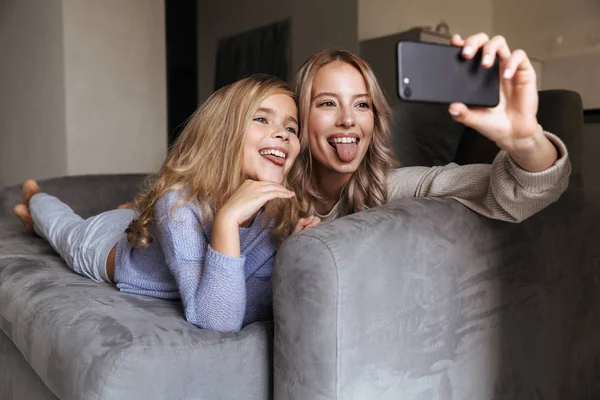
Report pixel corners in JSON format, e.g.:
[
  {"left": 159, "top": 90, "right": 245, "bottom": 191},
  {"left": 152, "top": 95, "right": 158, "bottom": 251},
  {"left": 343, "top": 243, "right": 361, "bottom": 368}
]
[
  {"left": 13, "top": 75, "right": 318, "bottom": 333},
  {"left": 289, "top": 33, "right": 571, "bottom": 222}
]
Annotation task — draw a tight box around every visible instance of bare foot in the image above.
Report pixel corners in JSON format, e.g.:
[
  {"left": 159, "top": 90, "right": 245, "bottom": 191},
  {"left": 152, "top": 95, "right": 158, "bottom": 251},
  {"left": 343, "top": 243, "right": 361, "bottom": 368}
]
[
  {"left": 23, "top": 179, "right": 40, "bottom": 206},
  {"left": 13, "top": 204, "right": 34, "bottom": 231},
  {"left": 13, "top": 179, "right": 41, "bottom": 232}
]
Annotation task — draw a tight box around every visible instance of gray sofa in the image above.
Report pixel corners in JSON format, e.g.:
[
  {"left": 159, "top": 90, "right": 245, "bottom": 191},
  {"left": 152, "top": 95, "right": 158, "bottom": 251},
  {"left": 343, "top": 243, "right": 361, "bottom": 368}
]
[
  {"left": 1, "top": 90, "right": 599, "bottom": 399},
  {"left": 1, "top": 175, "right": 273, "bottom": 400},
  {"left": 274, "top": 90, "right": 600, "bottom": 399}
]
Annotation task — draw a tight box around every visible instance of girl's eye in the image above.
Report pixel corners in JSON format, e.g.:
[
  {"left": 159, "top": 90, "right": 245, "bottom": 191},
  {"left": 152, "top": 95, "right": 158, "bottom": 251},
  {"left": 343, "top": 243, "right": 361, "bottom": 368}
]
[
  {"left": 254, "top": 117, "right": 268, "bottom": 123},
  {"left": 286, "top": 127, "right": 298, "bottom": 135},
  {"left": 357, "top": 102, "right": 371, "bottom": 109},
  {"left": 318, "top": 101, "right": 335, "bottom": 107}
]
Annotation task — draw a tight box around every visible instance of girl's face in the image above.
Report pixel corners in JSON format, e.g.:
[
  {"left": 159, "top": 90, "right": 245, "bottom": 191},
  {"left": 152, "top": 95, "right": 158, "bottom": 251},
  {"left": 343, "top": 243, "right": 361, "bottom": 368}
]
[
  {"left": 242, "top": 93, "right": 300, "bottom": 183},
  {"left": 307, "top": 61, "right": 375, "bottom": 175}
]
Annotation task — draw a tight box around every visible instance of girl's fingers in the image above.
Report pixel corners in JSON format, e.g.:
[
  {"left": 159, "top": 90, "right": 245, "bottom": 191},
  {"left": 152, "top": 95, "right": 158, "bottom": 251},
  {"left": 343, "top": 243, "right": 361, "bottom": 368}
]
[
  {"left": 292, "top": 216, "right": 313, "bottom": 234},
  {"left": 292, "top": 220, "right": 305, "bottom": 234},
  {"left": 257, "top": 182, "right": 295, "bottom": 196},
  {"left": 259, "top": 190, "right": 295, "bottom": 202},
  {"left": 292, "top": 216, "right": 321, "bottom": 234},
  {"left": 461, "top": 32, "right": 490, "bottom": 59},
  {"left": 307, "top": 216, "right": 321, "bottom": 229}
]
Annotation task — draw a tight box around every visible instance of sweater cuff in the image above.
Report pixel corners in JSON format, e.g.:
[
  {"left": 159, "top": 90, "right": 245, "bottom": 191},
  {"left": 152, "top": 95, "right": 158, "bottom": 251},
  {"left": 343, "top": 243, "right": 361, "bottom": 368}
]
[
  {"left": 496, "top": 131, "right": 571, "bottom": 193},
  {"left": 206, "top": 245, "right": 246, "bottom": 270}
]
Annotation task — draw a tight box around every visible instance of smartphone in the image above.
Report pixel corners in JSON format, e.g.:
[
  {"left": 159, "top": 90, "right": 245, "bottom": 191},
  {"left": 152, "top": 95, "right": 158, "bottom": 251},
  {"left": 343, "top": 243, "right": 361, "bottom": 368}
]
[{"left": 397, "top": 41, "right": 500, "bottom": 107}]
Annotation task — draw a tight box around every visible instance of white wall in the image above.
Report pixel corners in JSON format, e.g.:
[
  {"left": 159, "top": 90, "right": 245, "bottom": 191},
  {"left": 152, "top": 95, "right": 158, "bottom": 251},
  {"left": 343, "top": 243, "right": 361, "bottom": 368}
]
[
  {"left": 197, "top": 0, "right": 358, "bottom": 101},
  {"left": 0, "top": 0, "right": 167, "bottom": 188},
  {"left": 542, "top": 52, "right": 600, "bottom": 110},
  {"left": 62, "top": 0, "right": 167, "bottom": 176},
  {"left": 0, "top": 0, "right": 68, "bottom": 187},
  {"left": 492, "top": 0, "right": 600, "bottom": 108},
  {"left": 492, "top": 0, "right": 600, "bottom": 61},
  {"left": 359, "top": 0, "right": 493, "bottom": 41}
]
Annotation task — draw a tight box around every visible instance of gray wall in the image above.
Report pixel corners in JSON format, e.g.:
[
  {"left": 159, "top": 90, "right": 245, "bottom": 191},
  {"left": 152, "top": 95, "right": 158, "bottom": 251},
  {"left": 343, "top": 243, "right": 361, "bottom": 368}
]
[
  {"left": 0, "top": 0, "right": 68, "bottom": 187},
  {"left": 62, "top": 0, "right": 167, "bottom": 177},
  {"left": 543, "top": 52, "right": 600, "bottom": 111},
  {"left": 492, "top": 0, "right": 600, "bottom": 109},
  {"left": 359, "top": 0, "right": 493, "bottom": 41},
  {"left": 197, "top": 0, "right": 358, "bottom": 101},
  {"left": 0, "top": 0, "right": 167, "bottom": 188}
]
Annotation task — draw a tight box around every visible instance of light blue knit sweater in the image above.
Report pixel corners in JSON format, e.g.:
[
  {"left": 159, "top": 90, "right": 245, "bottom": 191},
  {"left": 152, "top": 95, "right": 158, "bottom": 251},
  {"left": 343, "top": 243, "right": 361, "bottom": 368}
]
[{"left": 114, "top": 190, "right": 276, "bottom": 332}]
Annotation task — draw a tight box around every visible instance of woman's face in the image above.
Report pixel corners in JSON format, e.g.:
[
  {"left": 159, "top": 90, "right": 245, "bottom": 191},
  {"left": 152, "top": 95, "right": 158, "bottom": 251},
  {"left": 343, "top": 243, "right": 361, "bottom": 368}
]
[{"left": 307, "top": 61, "right": 375, "bottom": 176}]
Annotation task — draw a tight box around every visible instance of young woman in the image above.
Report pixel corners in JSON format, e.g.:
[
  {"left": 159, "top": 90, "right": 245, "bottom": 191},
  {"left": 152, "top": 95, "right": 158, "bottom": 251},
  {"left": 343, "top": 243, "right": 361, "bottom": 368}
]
[{"left": 289, "top": 33, "right": 571, "bottom": 222}]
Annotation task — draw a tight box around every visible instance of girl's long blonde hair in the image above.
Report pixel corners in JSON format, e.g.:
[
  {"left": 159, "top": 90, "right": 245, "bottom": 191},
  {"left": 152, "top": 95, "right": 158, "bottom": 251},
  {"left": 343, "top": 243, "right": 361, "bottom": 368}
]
[
  {"left": 126, "top": 74, "right": 300, "bottom": 246},
  {"left": 289, "top": 49, "right": 399, "bottom": 217}
]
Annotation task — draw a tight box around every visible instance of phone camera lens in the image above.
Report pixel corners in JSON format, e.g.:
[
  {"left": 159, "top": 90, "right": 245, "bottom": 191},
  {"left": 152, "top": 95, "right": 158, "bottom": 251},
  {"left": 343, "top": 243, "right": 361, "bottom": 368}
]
[{"left": 403, "top": 86, "right": 412, "bottom": 98}]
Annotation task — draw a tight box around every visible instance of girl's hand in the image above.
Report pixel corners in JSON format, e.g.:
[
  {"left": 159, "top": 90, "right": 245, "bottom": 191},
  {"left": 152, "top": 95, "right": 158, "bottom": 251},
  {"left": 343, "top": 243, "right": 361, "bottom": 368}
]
[
  {"left": 292, "top": 215, "right": 322, "bottom": 234},
  {"left": 211, "top": 180, "right": 295, "bottom": 258},
  {"left": 216, "top": 180, "right": 295, "bottom": 227},
  {"left": 448, "top": 33, "right": 558, "bottom": 172}
]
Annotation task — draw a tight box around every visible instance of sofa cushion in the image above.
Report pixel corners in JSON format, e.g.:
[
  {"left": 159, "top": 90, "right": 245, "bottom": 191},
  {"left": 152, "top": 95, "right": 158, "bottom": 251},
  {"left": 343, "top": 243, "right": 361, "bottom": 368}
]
[
  {"left": 1, "top": 329, "right": 58, "bottom": 400},
  {"left": 390, "top": 101, "right": 464, "bottom": 167}
]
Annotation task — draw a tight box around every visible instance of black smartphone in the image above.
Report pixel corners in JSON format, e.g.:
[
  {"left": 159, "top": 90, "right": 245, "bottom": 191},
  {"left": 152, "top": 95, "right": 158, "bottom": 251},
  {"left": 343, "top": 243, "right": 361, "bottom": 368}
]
[{"left": 397, "top": 41, "right": 500, "bottom": 107}]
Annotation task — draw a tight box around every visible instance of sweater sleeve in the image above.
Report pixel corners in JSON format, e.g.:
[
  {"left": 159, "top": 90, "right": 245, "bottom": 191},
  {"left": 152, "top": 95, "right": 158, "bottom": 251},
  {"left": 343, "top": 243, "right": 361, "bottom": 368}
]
[
  {"left": 386, "top": 131, "right": 572, "bottom": 222},
  {"left": 154, "top": 192, "right": 247, "bottom": 332}
]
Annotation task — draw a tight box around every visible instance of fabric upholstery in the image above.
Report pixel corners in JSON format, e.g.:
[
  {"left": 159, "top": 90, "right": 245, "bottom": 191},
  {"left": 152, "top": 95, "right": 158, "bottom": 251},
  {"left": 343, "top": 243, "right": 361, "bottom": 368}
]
[
  {"left": 390, "top": 101, "right": 464, "bottom": 167},
  {"left": 0, "top": 329, "right": 58, "bottom": 400},
  {"left": 274, "top": 191, "right": 600, "bottom": 400}
]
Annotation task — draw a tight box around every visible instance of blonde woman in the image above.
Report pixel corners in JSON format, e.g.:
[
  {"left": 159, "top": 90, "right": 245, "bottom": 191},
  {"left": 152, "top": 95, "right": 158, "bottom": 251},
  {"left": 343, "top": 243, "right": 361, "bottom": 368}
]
[
  {"left": 289, "top": 33, "right": 571, "bottom": 222},
  {"left": 12, "top": 75, "right": 317, "bottom": 333}
]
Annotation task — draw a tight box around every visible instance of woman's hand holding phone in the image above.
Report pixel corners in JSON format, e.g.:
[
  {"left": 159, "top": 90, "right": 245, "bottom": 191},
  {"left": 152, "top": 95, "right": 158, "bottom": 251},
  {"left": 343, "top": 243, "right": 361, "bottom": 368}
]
[{"left": 448, "top": 33, "right": 559, "bottom": 172}]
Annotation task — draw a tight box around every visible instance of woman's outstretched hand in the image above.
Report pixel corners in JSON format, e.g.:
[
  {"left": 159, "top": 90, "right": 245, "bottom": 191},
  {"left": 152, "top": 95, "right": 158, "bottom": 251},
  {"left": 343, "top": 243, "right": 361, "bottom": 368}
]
[{"left": 448, "top": 33, "right": 558, "bottom": 172}]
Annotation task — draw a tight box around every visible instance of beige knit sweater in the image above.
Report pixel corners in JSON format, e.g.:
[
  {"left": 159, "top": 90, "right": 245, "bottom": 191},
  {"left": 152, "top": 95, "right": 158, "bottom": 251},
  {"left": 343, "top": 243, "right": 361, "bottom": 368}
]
[{"left": 317, "top": 132, "right": 571, "bottom": 223}]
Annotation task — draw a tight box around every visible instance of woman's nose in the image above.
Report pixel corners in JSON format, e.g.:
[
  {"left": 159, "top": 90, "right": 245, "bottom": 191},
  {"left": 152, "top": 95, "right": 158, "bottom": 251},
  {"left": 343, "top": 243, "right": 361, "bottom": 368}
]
[{"left": 337, "top": 108, "right": 355, "bottom": 127}]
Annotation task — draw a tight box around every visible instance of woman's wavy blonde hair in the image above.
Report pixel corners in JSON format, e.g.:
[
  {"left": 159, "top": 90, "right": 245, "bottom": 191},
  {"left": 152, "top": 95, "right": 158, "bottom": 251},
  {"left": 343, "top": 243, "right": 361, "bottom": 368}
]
[
  {"left": 126, "top": 74, "right": 301, "bottom": 246},
  {"left": 288, "top": 49, "right": 399, "bottom": 217}
]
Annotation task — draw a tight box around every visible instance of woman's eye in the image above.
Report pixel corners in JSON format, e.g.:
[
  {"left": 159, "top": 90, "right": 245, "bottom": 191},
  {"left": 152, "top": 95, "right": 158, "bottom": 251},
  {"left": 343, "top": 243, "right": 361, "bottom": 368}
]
[
  {"left": 357, "top": 102, "right": 371, "bottom": 109},
  {"left": 286, "top": 127, "right": 298, "bottom": 135},
  {"left": 318, "top": 101, "right": 335, "bottom": 107},
  {"left": 254, "top": 117, "right": 268, "bottom": 123}
]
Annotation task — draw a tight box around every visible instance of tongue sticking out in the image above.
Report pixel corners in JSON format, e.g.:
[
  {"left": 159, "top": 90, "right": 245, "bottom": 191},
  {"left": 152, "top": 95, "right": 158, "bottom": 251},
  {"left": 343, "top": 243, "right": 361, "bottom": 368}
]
[{"left": 333, "top": 142, "right": 358, "bottom": 163}]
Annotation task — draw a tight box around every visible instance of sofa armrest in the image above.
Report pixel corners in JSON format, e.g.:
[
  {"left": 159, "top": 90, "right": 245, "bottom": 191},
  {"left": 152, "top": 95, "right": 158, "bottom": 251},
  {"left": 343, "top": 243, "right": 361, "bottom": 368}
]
[{"left": 273, "top": 193, "right": 600, "bottom": 400}]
